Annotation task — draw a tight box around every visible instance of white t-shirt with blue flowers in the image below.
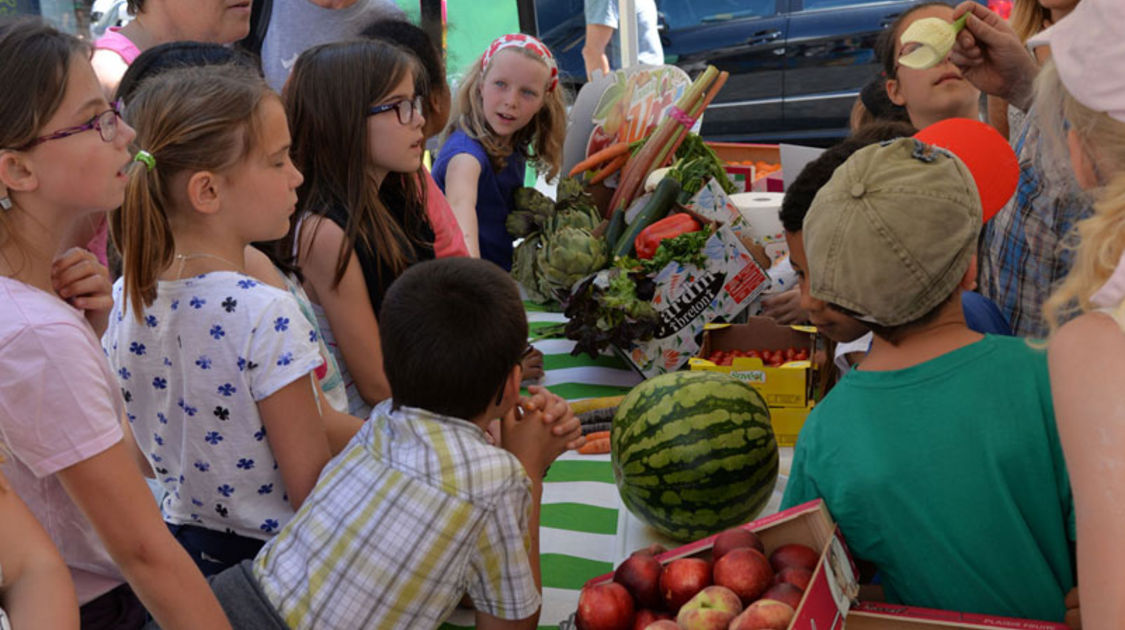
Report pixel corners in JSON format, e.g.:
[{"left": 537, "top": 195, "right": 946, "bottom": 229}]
[{"left": 104, "top": 272, "right": 322, "bottom": 541}]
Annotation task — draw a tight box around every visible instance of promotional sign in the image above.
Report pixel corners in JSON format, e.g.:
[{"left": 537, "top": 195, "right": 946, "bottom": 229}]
[{"left": 563, "top": 64, "right": 693, "bottom": 176}]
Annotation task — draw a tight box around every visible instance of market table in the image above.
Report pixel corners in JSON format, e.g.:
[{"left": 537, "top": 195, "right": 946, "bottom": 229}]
[{"left": 441, "top": 306, "right": 793, "bottom": 629}]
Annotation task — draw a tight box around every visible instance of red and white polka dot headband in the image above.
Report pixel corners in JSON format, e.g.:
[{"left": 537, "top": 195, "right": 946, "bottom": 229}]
[{"left": 481, "top": 33, "right": 559, "bottom": 93}]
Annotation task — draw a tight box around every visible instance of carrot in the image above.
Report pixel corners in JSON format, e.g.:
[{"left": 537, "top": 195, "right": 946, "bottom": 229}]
[
  {"left": 662, "top": 71, "right": 729, "bottom": 169},
  {"left": 578, "top": 436, "right": 611, "bottom": 455},
  {"left": 606, "top": 66, "right": 720, "bottom": 216},
  {"left": 589, "top": 153, "right": 628, "bottom": 185},
  {"left": 584, "top": 430, "right": 610, "bottom": 441},
  {"left": 569, "top": 142, "right": 631, "bottom": 177}
]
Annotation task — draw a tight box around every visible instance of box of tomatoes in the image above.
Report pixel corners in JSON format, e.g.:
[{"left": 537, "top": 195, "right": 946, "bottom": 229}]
[
  {"left": 689, "top": 318, "right": 820, "bottom": 407},
  {"left": 689, "top": 318, "right": 826, "bottom": 445}
]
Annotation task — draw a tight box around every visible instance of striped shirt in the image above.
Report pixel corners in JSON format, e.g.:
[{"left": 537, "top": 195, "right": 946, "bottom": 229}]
[
  {"left": 253, "top": 401, "right": 540, "bottom": 629},
  {"left": 978, "top": 108, "right": 1092, "bottom": 338}
]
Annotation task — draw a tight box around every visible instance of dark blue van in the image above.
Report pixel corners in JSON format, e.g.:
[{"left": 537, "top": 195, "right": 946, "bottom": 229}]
[{"left": 537, "top": 0, "right": 980, "bottom": 145}]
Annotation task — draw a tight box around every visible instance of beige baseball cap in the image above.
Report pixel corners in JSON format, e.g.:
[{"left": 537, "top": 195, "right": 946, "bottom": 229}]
[{"left": 803, "top": 137, "right": 981, "bottom": 327}]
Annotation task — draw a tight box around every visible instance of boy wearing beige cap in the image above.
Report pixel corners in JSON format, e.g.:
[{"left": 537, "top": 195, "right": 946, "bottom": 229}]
[{"left": 780, "top": 138, "right": 1075, "bottom": 622}]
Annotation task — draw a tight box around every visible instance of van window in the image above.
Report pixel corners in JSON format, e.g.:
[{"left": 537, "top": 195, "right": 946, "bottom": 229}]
[
  {"left": 801, "top": 0, "right": 887, "bottom": 10},
  {"left": 660, "top": 0, "right": 777, "bottom": 31}
]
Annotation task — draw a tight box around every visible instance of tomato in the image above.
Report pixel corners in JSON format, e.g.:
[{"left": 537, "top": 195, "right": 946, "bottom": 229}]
[
  {"left": 730, "top": 349, "right": 745, "bottom": 358},
  {"left": 794, "top": 349, "right": 809, "bottom": 361},
  {"left": 785, "top": 348, "right": 797, "bottom": 361},
  {"left": 746, "top": 349, "right": 761, "bottom": 359}
]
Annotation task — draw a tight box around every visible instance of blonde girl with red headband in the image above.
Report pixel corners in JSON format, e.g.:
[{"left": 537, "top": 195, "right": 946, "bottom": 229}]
[{"left": 434, "top": 33, "right": 567, "bottom": 271}]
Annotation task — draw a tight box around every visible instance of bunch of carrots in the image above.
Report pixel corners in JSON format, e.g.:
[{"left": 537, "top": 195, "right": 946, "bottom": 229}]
[
  {"left": 569, "top": 66, "right": 729, "bottom": 218},
  {"left": 569, "top": 141, "right": 636, "bottom": 185}
]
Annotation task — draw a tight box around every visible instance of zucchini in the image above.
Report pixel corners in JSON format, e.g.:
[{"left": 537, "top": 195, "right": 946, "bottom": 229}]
[
  {"left": 613, "top": 177, "right": 681, "bottom": 258},
  {"left": 605, "top": 207, "right": 627, "bottom": 247}
]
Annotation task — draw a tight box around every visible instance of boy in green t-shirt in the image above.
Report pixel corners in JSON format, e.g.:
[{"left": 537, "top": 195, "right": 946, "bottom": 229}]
[{"left": 781, "top": 138, "right": 1075, "bottom": 622}]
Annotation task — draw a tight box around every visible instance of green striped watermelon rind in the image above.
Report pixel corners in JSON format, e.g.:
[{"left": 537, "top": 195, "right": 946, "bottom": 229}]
[{"left": 611, "top": 370, "right": 779, "bottom": 542}]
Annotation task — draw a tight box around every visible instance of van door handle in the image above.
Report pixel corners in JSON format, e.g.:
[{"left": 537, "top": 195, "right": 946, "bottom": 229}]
[
  {"left": 746, "top": 29, "right": 783, "bottom": 46},
  {"left": 880, "top": 13, "right": 902, "bottom": 28}
]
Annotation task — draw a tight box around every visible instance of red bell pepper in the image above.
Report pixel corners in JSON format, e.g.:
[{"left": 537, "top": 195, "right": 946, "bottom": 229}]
[{"left": 633, "top": 213, "right": 701, "bottom": 259}]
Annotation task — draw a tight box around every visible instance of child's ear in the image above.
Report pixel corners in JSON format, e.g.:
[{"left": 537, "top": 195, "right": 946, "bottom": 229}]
[
  {"left": 185, "top": 171, "right": 222, "bottom": 215},
  {"left": 0, "top": 151, "right": 38, "bottom": 196},
  {"left": 885, "top": 79, "right": 906, "bottom": 107},
  {"left": 502, "top": 363, "right": 522, "bottom": 406},
  {"left": 960, "top": 253, "right": 979, "bottom": 291}
]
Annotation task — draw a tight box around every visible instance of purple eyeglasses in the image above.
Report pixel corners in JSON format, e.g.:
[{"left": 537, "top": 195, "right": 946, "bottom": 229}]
[
  {"left": 367, "top": 95, "right": 425, "bottom": 126},
  {"left": 17, "top": 100, "right": 124, "bottom": 150}
]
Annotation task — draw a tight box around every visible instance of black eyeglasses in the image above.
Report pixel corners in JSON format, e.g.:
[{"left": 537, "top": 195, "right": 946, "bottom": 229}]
[
  {"left": 367, "top": 95, "right": 424, "bottom": 126},
  {"left": 17, "top": 100, "right": 124, "bottom": 150}
]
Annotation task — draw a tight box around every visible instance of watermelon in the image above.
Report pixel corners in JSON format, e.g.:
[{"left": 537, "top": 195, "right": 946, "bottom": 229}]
[{"left": 611, "top": 371, "right": 779, "bottom": 542}]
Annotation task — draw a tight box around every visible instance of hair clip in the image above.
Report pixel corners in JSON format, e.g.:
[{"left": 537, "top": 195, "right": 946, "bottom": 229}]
[
  {"left": 133, "top": 150, "right": 156, "bottom": 172},
  {"left": 0, "top": 197, "right": 10, "bottom": 211}
]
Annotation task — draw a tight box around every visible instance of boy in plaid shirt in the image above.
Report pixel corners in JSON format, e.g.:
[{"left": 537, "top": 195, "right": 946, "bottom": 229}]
[{"left": 209, "top": 258, "right": 584, "bottom": 629}]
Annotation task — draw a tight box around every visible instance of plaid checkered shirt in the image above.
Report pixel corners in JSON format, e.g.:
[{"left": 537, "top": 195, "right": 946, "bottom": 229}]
[
  {"left": 978, "top": 107, "right": 1093, "bottom": 338},
  {"left": 253, "top": 401, "right": 540, "bottom": 629}
]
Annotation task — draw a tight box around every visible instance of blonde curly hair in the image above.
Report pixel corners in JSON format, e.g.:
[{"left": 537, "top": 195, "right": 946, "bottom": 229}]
[
  {"left": 1039, "top": 59, "right": 1125, "bottom": 334},
  {"left": 444, "top": 45, "right": 567, "bottom": 181}
]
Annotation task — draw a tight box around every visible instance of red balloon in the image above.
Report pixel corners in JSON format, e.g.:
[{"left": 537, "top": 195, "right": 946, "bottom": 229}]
[{"left": 915, "top": 117, "right": 1019, "bottom": 222}]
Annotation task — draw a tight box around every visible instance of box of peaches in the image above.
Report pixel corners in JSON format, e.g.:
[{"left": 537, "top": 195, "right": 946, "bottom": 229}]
[
  {"left": 564, "top": 499, "right": 859, "bottom": 630},
  {"left": 564, "top": 499, "right": 1069, "bottom": 630}
]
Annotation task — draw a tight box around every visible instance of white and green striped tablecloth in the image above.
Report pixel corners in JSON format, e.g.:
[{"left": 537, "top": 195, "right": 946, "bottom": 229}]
[{"left": 441, "top": 304, "right": 790, "bottom": 629}]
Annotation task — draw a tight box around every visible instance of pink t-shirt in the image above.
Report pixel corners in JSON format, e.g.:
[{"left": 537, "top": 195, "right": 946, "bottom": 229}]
[
  {"left": 93, "top": 26, "right": 141, "bottom": 65},
  {"left": 0, "top": 278, "right": 125, "bottom": 605},
  {"left": 424, "top": 168, "right": 470, "bottom": 259}
]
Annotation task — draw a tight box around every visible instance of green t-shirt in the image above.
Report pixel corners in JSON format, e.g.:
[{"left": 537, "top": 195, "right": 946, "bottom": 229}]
[{"left": 781, "top": 335, "right": 1075, "bottom": 621}]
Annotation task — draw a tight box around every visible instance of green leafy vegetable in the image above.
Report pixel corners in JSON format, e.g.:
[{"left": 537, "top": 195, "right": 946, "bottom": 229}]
[
  {"left": 620, "top": 223, "right": 715, "bottom": 274},
  {"left": 668, "top": 133, "right": 736, "bottom": 201},
  {"left": 563, "top": 266, "right": 659, "bottom": 359}
]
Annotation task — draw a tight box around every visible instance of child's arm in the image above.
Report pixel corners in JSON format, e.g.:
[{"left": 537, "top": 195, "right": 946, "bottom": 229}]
[
  {"left": 1050, "top": 313, "right": 1125, "bottom": 630},
  {"left": 56, "top": 441, "right": 232, "bottom": 630},
  {"left": 257, "top": 375, "right": 334, "bottom": 509},
  {"left": 299, "top": 216, "right": 392, "bottom": 406},
  {"left": 443, "top": 154, "right": 483, "bottom": 258},
  {"left": 0, "top": 473, "right": 79, "bottom": 630}
]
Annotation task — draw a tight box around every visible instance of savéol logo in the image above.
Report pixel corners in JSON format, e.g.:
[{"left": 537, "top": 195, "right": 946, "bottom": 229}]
[{"left": 730, "top": 370, "right": 766, "bottom": 385}]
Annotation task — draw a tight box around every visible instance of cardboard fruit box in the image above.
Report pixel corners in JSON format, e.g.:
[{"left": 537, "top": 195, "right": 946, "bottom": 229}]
[
  {"left": 566, "top": 500, "right": 1069, "bottom": 630},
  {"left": 570, "top": 500, "right": 859, "bottom": 630},
  {"left": 848, "top": 602, "right": 1068, "bottom": 630}
]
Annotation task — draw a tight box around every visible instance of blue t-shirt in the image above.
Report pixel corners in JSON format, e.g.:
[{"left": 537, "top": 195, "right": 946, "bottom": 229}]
[
  {"left": 962, "top": 290, "right": 1011, "bottom": 336},
  {"left": 432, "top": 129, "right": 526, "bottom": 270}
]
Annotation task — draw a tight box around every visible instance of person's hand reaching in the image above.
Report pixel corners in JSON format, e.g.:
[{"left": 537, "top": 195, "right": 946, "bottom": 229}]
[{"left": 949, "top": 1, "right": 1039, "bottom": 110}]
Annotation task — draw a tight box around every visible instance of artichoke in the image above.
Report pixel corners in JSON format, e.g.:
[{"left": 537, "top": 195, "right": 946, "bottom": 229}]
[
  {"left": 511, "top": 236, "right": 551, "bottom": 304},
  {"left": 547, "top": 206, "right": 601, "bottom": 235},
  {"left": 505, "top": 210, "right": 539, "bottom": 238},
  {"left": 508, "top": 186, "right": 557, "bottom": 238},
  {"left": 556, "top": 176, "right": 586, "bottom": 205},
  {"left": 536, "top": 227, "right": 610, "bottom": 295}
]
